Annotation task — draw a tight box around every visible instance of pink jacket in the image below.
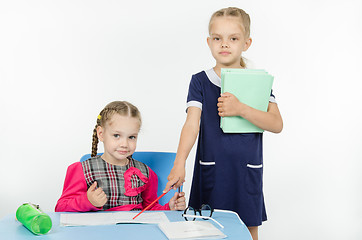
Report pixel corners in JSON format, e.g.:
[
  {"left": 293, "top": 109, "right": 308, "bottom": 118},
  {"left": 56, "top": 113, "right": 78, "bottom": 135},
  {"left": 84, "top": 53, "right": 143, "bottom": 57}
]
[{"left": 55, "top": 162, "right": 170, "bottom": 212}]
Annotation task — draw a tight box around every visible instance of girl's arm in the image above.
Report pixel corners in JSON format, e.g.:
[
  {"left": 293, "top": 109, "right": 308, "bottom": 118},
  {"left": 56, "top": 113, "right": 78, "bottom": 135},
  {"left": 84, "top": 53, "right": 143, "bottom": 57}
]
[
  {"left": 164, "top": 106, "right": 201, "bottom": 192},
  {"left": 141, "top": 168, "right": 186, "bottom": 210},
  {"left": 141, "top": 167, "right": 169, "bottom": 210},
  {"left": 217, "top": 92, "right": 283, "bottom": 133},
  {"left": 55, "top": 162, "right": 101, "bottom": 212}
]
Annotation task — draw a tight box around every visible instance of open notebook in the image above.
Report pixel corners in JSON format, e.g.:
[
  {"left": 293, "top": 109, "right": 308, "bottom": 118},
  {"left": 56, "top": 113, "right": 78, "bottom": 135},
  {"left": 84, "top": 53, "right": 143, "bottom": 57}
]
[
  {"left": 60, "top": 212, "right": 169, "bottom": 226},
  {"left": 220, "top": 68, "right": 274, "bottom": 133}
]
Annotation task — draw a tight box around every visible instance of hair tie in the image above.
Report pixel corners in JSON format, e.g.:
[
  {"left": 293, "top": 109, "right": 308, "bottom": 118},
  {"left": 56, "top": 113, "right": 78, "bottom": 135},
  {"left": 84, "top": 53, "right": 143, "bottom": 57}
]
[{"left": 97, "top": 115, "right": 102, "bottom": 120}]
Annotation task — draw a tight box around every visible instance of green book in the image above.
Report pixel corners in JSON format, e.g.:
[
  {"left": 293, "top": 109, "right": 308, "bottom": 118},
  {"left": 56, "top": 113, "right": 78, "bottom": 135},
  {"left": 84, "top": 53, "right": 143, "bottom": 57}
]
[{"left": 220, "top": 68, "right": 274, "bottom": 133}]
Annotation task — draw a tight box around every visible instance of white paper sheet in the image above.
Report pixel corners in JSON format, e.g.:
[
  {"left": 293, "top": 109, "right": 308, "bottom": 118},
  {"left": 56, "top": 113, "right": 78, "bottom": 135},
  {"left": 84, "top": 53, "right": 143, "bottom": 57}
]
[
  {"left": 158, "top": 221, "right": 227, "bottom": 239},
  {"left": 60, "top": 211, "right": 170, "bottom": 226}
]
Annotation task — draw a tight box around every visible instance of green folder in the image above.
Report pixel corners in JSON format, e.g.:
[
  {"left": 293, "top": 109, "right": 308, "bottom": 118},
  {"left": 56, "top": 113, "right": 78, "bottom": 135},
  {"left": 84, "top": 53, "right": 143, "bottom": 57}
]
[{"left": 220, "top": 68, "right": 274, "bottom": 133}]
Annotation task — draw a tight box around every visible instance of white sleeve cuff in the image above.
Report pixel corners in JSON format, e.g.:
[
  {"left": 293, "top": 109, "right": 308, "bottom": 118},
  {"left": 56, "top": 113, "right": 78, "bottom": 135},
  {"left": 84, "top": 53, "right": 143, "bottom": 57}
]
[
  {"left": 186, "top": 101, "right": 202, "bottom": 111},
  {"left": 269, "top": 96, "right": 277, "bottom": 103}
]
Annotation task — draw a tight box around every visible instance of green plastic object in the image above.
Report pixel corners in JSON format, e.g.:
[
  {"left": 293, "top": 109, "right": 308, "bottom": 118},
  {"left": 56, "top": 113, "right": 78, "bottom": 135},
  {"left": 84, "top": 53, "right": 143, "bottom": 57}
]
[{"left": 16, "top": 203, "right": 52, "bottom": 235}]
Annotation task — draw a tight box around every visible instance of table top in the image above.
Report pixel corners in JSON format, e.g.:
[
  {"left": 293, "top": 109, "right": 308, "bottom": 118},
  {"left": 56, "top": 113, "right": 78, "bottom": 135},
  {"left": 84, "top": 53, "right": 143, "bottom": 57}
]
[{"left": 0, "top": 210, "right": 252, "bottom": 240}]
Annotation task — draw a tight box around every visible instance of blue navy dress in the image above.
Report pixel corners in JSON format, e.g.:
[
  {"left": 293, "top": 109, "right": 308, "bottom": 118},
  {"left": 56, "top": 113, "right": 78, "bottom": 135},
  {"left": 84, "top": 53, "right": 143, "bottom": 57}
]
[{"left": 187, "top": 69, "right": 276, "bottom": 227}]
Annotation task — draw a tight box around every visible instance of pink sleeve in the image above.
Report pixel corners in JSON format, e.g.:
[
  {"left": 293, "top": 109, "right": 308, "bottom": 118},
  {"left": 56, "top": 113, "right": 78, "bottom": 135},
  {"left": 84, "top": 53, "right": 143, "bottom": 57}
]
[
  {"left": 141, "top": 167, "right": 170, "bottom": 210},
  {"left": 55, "top": 162, "right": 101, "bottom": 212}
]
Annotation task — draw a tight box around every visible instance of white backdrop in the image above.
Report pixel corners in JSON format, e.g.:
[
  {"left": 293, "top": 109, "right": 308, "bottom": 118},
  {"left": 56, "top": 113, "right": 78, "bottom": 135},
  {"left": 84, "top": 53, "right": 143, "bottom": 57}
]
[{"left": 1, "top": 0, "right": 361, "bottom": 239}]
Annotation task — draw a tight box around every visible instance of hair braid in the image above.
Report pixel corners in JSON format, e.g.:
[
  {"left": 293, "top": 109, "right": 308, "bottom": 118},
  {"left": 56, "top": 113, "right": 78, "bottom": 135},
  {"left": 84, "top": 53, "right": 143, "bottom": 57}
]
[{"left": 91, "top": 125, "right": 99, "bottom": 157}]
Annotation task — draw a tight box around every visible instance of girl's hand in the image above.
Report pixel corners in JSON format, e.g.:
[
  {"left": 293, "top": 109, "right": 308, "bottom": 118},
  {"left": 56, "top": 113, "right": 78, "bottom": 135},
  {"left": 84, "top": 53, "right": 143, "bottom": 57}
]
[
  {"left": 217, "top": 92, "right": 246, "bottom": 117},
  {"left": 164, "top": 165, "right": 185, "bottom": 193},
  {"left": 169, "top": 192, "right": 186, "bottom": 210},
  {"left": 87, "top": 181, "right": 108, "bottom": 208}
]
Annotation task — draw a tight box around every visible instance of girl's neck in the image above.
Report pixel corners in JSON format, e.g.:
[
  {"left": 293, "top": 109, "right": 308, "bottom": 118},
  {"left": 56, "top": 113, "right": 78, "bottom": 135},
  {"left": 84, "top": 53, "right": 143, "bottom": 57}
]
[{"left": 101, "top": 153, "right": 129, "bottom": 167}]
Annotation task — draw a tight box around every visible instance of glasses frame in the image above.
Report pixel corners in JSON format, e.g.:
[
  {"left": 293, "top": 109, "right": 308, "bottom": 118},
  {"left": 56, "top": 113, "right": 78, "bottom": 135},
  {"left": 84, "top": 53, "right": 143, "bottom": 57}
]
[
  {"left": 183, "top": 204, "right": 214, "bottom": 221},
  {"left": 182, "top": 204, "right": 224, "bottom": 229}
]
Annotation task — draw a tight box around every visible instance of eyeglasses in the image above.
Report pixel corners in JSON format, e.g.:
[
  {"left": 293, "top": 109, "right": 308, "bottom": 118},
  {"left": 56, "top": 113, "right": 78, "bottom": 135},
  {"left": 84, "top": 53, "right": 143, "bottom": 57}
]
[{"left": 182, "top": 204, "right": 224, "bottom": 229}]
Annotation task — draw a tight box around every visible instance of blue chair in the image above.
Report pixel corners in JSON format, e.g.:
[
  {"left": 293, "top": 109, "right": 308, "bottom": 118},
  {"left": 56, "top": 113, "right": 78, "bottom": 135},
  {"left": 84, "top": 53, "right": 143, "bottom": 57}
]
[{"left": 80, "top": 151, "right": 179, "bottom": 205}]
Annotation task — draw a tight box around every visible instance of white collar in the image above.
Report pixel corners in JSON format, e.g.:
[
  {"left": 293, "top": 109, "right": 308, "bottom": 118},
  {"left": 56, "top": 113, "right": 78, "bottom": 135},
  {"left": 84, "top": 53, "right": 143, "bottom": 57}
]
[{"left": 205, "top": 68, "right": 221, "bottom": 88}]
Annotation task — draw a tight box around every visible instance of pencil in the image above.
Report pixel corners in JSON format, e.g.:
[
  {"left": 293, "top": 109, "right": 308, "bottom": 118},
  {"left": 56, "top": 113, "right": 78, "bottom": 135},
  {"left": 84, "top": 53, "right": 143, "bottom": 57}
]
[{"left": 132, "top": 188, "right": 171, "bottom": 220}]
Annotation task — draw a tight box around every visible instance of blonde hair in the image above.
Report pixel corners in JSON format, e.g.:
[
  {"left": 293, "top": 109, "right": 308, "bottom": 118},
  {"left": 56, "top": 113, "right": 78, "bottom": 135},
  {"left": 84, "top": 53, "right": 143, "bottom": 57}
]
[
  {"left": 91, "top": 101, "right": 141, "bottom": 157},
  {"left": 209, "top": 7, "right": 251, "bottom": 68}
]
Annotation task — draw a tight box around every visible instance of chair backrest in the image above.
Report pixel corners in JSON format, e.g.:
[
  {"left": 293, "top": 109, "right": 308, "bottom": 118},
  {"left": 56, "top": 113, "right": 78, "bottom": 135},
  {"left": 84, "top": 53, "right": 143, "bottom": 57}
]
[{"left": 80, "top": 151, "right": 178, "bottom": 205}]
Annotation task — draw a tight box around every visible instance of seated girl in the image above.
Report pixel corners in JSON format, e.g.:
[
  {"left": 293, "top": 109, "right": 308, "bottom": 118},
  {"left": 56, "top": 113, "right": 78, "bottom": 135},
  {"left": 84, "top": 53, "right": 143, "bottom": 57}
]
[{"left": 55, "top": 101, "right": 186, "bottom": 212}]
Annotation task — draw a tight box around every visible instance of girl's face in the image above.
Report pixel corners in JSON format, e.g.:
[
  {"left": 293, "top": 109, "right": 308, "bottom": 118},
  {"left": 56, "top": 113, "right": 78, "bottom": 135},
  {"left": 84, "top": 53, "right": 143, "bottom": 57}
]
[
  {"left": 207, "top": 16, "right": 251, "bottom": 68},
  {"left": 97, "top": 114, "right": 140, "bottom": 166}
]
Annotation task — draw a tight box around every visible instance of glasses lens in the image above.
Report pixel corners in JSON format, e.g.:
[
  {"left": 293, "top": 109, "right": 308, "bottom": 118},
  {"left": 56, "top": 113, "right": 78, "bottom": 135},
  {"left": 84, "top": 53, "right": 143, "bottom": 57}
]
[
  {"left": 183, "top": 206, "right": 196, "bottom": 221},
  {"left": 200, "top": 204, "right": 213, "bottom": 218}
]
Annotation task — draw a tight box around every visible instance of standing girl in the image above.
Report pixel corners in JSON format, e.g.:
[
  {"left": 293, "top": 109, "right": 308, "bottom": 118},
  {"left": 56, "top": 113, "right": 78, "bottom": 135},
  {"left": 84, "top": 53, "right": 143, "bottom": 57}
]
[
  {"left": 56, "top": 101, "right": 185, "bottom": 212},
  {"left": 165, "top": 7, "right": 283, "bottom": 240}
]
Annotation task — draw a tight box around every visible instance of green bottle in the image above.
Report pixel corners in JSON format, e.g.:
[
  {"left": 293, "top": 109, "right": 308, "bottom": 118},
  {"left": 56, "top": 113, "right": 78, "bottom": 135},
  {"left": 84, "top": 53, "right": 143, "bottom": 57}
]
[{"left": 16, "top": 203, "right": 52, "bottom": 235}]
